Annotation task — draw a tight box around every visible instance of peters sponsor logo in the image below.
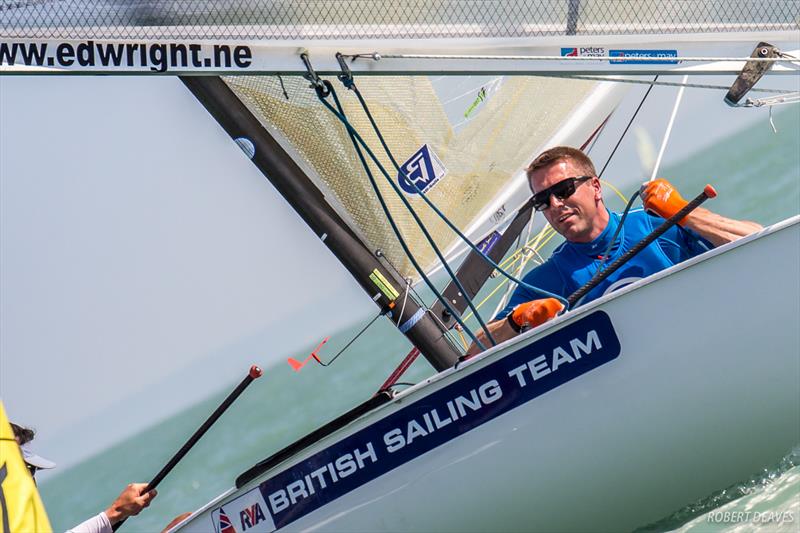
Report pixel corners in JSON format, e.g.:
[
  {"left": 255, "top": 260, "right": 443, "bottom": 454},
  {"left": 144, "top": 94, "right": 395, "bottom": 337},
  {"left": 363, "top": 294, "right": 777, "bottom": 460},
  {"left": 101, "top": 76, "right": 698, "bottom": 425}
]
[
  {"left": 560, "top": 47, "right": 606, "bottom": 62},
  {"left": 609, "top": 49, "right": 679, "bottom": 64},
  {"left": 212, "top": 488, "right": 275, "bottom": 533}
]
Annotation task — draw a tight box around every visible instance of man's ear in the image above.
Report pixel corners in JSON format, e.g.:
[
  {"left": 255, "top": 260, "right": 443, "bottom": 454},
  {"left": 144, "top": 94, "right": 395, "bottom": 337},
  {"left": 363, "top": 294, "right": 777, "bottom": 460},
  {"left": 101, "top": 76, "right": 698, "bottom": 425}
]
[{"left": 592, "top": 177, "right": 603, "bottom": 202}]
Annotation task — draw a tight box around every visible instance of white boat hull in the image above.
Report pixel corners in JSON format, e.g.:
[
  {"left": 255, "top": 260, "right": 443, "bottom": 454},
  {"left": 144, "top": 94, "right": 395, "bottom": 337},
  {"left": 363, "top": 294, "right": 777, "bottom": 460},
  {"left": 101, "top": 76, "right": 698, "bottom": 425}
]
[{"left": 176, "top": 216, "right": 800, "bottom": 533}]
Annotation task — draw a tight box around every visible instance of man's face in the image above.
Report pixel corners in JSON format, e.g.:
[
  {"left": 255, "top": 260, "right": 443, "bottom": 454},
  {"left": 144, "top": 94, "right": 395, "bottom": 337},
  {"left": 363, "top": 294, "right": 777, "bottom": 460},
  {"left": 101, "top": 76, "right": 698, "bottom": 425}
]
[{"left": 528, "top": 159, "right": 606, "bottom": 243}]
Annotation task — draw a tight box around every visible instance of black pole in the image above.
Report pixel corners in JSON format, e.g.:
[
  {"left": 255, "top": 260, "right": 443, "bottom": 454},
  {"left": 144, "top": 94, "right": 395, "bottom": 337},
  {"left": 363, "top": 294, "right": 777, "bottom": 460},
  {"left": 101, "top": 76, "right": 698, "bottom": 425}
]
[
  {"left": 180, "top": 76, "right": 460, "bottom": 371},
  {"left": 567, "top": 185, "right": 717, "bottom": 307},
  {"left": 112, "top": 365, "right": 264, "bottom": 531}
]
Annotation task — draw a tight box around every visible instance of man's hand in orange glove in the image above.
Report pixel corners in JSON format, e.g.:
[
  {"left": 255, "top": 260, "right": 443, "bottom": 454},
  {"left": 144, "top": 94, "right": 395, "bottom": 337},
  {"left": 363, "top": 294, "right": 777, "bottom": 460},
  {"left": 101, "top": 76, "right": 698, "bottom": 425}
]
[
  {"left": 641, "top": 178, "right": 689, "bottom": 225},
  {"left": 510, "top": 298, "right": 564, "bottom": 331}
]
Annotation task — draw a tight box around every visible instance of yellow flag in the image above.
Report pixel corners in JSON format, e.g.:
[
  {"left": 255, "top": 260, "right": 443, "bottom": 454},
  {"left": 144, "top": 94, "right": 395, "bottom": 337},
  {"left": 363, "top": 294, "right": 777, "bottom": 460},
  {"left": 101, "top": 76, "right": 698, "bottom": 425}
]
[{"left": 0, "top": 401, "right": 53, "bottom": 533}]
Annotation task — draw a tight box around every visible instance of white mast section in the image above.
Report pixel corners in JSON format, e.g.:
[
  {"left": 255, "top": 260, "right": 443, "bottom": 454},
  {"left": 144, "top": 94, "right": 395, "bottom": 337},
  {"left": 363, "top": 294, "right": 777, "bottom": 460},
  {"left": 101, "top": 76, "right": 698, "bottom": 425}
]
[{"left": 650, "top": 74, "right": 688, "bottom": 182}]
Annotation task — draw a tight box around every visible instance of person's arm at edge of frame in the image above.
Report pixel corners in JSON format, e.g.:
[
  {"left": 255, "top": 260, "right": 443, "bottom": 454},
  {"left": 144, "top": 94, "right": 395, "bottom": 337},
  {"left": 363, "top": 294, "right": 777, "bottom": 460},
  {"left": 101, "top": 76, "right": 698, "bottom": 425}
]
[
  {"left": 67, "top": 483, "right": 157, "bottom": 533},
  {"left": 642, "top": 179, "right": 762, "bottom": 247}
]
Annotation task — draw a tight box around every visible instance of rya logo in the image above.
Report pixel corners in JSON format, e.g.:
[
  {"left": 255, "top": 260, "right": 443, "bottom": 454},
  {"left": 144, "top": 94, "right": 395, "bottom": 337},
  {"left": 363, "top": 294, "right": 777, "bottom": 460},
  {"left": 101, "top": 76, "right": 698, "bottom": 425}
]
[
  {"left": 217, "top": 508, "right": 235, "bottom": 533},
  {"left": 240, "top": 503, "right": 267, "bottom": 531}
]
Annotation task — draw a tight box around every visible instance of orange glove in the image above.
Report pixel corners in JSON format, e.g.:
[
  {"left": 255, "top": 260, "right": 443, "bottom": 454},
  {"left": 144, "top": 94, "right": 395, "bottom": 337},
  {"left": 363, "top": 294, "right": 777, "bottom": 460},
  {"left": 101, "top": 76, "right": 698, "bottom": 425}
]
[
  {"left": 510, "top": 298, "right": 564, "bottom": 330},
  {"left": 641, "top": 179, "right": 690, "bottom": 225}
]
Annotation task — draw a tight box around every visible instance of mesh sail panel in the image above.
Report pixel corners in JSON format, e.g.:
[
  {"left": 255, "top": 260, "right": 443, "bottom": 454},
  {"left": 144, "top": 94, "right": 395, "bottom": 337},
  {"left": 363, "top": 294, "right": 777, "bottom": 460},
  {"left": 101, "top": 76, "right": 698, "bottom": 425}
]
[
  {"left": 2, "top": 0, "right": 797, "bottom": 39},
  {"left": 223, "top": 74, "right": 597, "bottom": 281}
]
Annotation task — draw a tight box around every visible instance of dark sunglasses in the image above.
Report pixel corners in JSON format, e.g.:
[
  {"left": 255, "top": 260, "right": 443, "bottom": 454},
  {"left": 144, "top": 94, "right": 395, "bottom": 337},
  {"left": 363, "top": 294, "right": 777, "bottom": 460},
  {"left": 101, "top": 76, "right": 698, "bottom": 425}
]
[{"left": 532, "top": 175, "right": 593, "bottom": 211}]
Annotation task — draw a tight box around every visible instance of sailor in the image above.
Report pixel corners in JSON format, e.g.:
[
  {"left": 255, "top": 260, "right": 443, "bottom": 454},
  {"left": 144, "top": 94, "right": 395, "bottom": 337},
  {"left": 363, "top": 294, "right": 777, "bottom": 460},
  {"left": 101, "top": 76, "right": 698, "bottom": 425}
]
[
  {"left": 469, "top": 146, "right": 761, "bottom": 353},
  {"left": 10, "top": 422, "right": 57, "bottom": 483},
  {"left": 9, "top": 421, "right": 158, "bottom": 533}
]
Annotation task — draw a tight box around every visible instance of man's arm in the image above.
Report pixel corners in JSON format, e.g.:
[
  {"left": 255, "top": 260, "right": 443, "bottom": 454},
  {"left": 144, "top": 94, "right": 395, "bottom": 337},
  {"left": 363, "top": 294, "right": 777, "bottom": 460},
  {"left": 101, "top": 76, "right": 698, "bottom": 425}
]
[
  {"left": 466, "top": 318, "right": 518, "bottom": 357},
  {"left": 643, "top": 179, "right": 761, "bottom": 247},
  {"left": 466, "top": 298, "right": 564, "bottom": 357},
  {"left": 682, "top": 207, "right": 762, "bottom": 247}
]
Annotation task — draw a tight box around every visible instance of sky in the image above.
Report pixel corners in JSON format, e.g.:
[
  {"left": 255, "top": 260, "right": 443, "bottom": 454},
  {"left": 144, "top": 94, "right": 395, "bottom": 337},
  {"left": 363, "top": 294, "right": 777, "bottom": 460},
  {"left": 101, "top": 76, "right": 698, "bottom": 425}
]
[{"left": 1, "top": 61, "right": 798, "bottom": 471}]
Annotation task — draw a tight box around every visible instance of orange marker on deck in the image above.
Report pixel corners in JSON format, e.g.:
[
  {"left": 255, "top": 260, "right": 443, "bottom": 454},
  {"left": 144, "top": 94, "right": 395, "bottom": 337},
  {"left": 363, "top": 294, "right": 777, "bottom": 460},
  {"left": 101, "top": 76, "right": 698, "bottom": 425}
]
[{"left": 287, "top": 337, "right": 330, "bottom": 372}]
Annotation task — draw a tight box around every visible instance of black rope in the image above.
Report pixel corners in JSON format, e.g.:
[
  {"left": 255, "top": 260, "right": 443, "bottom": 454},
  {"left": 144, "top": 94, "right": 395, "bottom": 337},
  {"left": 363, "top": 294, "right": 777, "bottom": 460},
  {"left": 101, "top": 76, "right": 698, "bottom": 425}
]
[
  {"left": 337, "top": 84, "right": 497, "bottom": 344},
  {"left": 598, "top": 189, "right": 642, "bottom": 272},
  {"left": 319, "top": 81, "right": 491, "bottom": 351},
  {"left": 276, "top": 75, "right": 289, "bottom": 100},
  {"left": 598, "top": 75, "right": 659, "bottom": 179},
  {"left": 567, "top": 187, "right": 714, "bottom": 307},
  {"left": 317, "top": 312, "right": 383, "bottom": 367},
  {"left": 389, "top": 382, "right": 416, "bottom": 389},
  {"left": 338, "top": 75, "right": 567, "bottom": 308},
  {"left": 378, "top": 251, "right": 465, "bottom": 354}
]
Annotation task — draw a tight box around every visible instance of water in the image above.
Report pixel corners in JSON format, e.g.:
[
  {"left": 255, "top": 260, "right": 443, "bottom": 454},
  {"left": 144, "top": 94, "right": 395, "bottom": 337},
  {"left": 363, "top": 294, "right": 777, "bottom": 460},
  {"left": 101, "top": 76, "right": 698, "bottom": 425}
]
[{"left": 40, "top": 106, "right": 800, "bottom": 532}]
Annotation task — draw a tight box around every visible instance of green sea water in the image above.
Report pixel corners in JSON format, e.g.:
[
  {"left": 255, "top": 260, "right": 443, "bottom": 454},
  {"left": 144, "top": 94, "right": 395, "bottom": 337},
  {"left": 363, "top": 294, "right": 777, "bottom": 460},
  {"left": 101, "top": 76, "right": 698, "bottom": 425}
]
[{"left": 39, "top": 105, "right": 800, "bottom": 532}]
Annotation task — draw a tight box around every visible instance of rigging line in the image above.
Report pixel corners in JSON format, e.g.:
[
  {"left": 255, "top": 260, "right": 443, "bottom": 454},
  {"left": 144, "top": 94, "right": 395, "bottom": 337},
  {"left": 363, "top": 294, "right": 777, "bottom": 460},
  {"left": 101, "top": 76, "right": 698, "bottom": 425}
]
[
  {"left": 493, "top": 214, "right": 536, "bottom": 318},
  {"left": 463, "top": 224, "right": 565, "bottom": 323},
  {"left": 395, "top": 278, "right": 411, "bottom": 327},
  {"left": 378, "top": 250, "right": 430, "bottom": 311},
  {"left": 598, "top": 189, "right": 641, "bottom": 272},
  {"left": 650, "top": 74, "right": 688, "bottom": 182},
  {"left": 378, "top": 254, "right": 464, "bottom": 357},
  {"left": 276, "top": 75, "right": 290, "bottom": 100},
  {"left": 325, "top": 78, "right": 496, "bottom": 348},
  {"left": 467, "top": 229, "right": 562, "bottom": 322},
  {"left": 318, "top": 312, "right": 383, "bottom": 367},
  {"left": 538, "top": 74, "right": 794, "bottom": 94},
  {"left": 600, "top": 179, "right": 629, "bottom": 204},
  {"left": 454, "top": 326, "right": 468, "bottom": 350},
  {"left": 327, "top": 88, "right": 496, "bottom": 349},
  {"left": 441, "top": 77, "right": 503, "bottom": 104},
  {"left": 739, "top": 93, "right": 800, "bottom": 107},
  {"left": 378, "top": 347, "right": 422, "bottom": 393},
  {"left": 584, "top": 119, "right": 609, "bottom": 155},
  {"left": 320, "top": 82, "right": 491, "bottom": 352},
  {"left": 502, "top": 224, "right": 551, "bottom": 269},
  {"left": 342, "top": 79, "right": 568, "bottom": 309},
  {"left": 428, "top": 307, "right": 469, "bottom": 352},
  {"left": 355, "top": 53, "right": 799, "bottom": 63},
  {"left": 598, "top": 75, "right": 659, "bottom": 179}
]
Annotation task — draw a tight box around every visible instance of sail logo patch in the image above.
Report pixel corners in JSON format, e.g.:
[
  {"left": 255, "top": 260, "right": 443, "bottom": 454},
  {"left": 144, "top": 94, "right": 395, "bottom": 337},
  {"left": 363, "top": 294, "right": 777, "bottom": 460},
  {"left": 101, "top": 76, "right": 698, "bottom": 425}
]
[
  {"left": 398, "top": 144, "right": 446, "bottom": 195},
  {"left": 477, "top": 231, "right": 501, "bottom": 255},
  {"left": 212, "top": 487, "right": 275, "bottom": 533},
  {"left": 609, "top": 49, "right": 678, "bottom": 64}
]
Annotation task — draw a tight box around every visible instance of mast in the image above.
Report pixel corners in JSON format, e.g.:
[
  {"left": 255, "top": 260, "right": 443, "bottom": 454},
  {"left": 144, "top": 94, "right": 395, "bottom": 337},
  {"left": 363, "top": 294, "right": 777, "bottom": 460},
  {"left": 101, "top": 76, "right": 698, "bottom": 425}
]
[{"left": 180, "top": 76, "right": 460, "bottom": 371}]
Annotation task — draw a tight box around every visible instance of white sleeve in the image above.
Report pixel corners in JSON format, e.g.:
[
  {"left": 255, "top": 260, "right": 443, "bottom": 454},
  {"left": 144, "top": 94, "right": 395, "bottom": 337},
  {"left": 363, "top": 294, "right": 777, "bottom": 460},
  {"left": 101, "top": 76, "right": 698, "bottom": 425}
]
[{"left": 66, "top": 512, "right": 112, "bottom": 533}]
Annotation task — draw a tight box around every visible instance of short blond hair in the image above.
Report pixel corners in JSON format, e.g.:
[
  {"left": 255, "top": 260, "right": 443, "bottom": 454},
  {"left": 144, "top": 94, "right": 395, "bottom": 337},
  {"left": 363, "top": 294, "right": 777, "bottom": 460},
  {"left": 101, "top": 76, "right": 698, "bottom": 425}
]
[{"left": 526, "top": 146, "right": 597, "bottom": 182}]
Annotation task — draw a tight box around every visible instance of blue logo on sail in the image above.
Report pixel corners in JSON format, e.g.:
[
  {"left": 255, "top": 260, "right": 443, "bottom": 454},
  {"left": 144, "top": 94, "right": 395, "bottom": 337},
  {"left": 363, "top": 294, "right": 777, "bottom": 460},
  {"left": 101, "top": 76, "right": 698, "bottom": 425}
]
[{"left": 398, "top": 144, "right": 447, "bottom": 195}]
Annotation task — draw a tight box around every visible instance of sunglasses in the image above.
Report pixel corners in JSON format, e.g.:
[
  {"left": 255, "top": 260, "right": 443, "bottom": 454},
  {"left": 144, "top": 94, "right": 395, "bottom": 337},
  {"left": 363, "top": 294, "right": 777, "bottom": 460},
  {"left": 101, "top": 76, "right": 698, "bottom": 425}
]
[{"left": 532, "top": 175, "right": 593, "bottom": 211}]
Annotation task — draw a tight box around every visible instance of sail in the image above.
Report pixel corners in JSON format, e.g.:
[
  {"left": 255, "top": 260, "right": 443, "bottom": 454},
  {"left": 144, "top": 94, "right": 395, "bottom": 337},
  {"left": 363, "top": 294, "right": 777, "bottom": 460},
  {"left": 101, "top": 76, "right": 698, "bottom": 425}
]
[{"left": 224, "top": 73, "right": 612, "bottom": 282}]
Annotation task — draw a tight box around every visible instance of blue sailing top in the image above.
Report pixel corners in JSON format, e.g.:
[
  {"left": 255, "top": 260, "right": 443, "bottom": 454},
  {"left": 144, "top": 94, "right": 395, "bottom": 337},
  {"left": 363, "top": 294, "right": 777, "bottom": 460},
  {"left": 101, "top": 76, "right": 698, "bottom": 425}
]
[{"left": 495, "top": 208, "right": 712, "bottom": 318}]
